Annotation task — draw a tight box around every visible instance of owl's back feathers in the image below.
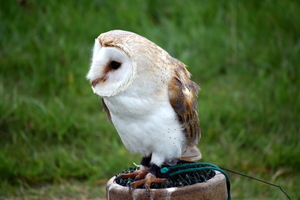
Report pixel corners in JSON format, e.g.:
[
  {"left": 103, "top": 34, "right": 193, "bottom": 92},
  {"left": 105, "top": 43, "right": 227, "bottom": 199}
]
[{"left": 168, "top": 58, "right": 200, "bottom": 148}]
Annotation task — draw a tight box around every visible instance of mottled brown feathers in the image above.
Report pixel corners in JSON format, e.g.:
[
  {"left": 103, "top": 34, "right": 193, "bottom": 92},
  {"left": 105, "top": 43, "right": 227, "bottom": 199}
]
[
  {"left": 168, "top": 58, "right": 200, "bottom": 146},
  {"left": 98, "top": 30, "right": 165, "bottom": 59},
  {"left": 98, "top": 30, "right": 139, "bottom": 57}
]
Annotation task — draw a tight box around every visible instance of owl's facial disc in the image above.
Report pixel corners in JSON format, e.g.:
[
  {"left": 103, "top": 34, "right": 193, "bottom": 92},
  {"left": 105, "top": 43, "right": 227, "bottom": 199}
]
[{"left": 87, "top": 45, "right": 136, "bottom": 97}]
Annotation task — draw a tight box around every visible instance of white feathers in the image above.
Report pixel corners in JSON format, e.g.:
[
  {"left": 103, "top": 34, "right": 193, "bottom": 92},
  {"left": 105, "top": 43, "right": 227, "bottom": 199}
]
[
  {"left": 104, "top": 94, "right": 185, "bottom": 165},
  {"left": 86, "top": 40, "right": 137, "bottom": 97}
]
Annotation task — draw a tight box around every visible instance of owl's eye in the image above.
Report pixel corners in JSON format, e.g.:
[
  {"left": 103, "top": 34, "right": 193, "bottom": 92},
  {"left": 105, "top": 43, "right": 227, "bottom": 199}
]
[{"left": 110, "top": 61, "right": 121, "bottom": 69}]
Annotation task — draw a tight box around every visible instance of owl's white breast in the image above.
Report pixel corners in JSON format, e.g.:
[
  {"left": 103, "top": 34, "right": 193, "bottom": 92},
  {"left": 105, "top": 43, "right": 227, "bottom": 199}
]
[{"left": 103, "top": 74, "right": 185, "bottom": 166}]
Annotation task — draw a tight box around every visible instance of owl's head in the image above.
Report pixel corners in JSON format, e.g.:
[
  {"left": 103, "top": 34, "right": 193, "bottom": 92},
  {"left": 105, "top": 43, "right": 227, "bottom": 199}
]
[
  {"left": 86, "top": 30, "right": 140, "bottom": 97},
  {"left": 87, "top": 30, "right": 169, "bottom": 97}
]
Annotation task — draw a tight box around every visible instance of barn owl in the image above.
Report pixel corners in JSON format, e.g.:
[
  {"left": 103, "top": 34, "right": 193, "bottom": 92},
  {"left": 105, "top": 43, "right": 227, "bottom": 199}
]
[{"left": 87, "top": 30, "right": 201, "bottom": 191}]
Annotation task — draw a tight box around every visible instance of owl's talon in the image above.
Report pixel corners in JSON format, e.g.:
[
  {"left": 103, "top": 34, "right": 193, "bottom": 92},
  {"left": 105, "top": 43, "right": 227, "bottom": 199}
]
[
  {"left": 117, "top": 167, "right": 149, "bottom": 180},
  {"left": 130, "top": 173, "right": 167, "bottom": 194},
  {"left": 145, "top": 185, "right": 151, "bottom": 196}
]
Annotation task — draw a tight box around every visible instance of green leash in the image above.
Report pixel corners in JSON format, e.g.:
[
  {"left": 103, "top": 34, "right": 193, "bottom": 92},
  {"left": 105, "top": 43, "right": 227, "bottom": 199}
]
[{"left": 160, "top": 162, "right": 231, "bottom": 200}]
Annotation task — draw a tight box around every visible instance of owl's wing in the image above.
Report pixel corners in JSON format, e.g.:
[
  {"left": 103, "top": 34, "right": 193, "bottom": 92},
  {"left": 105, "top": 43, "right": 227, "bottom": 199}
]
[
  {"left": 101, "top": 98, "right": 112, "bottom": 123},
  {"left": 168, "top": 58, "right": 200, "bottom": 146}
]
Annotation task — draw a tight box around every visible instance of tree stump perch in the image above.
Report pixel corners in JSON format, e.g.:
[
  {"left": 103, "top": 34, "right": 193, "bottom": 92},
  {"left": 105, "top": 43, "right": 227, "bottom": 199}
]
[{"left": 106, "top": 171, "right": 228, "bottom": 200}]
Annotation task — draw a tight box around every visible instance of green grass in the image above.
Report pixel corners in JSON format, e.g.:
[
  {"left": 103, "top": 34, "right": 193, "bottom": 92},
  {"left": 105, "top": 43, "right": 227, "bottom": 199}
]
[{"left": 1, "top": 0, "right": 299, "bottom": 199}]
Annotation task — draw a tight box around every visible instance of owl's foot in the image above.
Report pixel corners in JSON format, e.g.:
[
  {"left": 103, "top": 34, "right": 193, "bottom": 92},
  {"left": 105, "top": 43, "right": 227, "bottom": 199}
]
[
  {"left": 131, "top": 172, "right": 167, "bottom": 194},
  {"left": 130, "top": 164, "right": 168, "bottom": 195},
  {"left": 117, "top": 166, "right": 149, "bottom": 180},
  {"left": 118, "top": 156, "right": 152, "bottom": 180}
]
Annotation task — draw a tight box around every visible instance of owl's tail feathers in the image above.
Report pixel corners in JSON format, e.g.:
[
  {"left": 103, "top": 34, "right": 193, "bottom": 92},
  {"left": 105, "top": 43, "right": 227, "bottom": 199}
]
[{"left": 180, "top": 146, "right": 202, "bottom": 161}]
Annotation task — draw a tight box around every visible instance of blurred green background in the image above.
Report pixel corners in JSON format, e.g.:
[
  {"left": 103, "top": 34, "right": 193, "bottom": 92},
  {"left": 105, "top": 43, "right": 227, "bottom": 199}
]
[{"left": 0, "top": 0, "right": 299, "bottom": 199}]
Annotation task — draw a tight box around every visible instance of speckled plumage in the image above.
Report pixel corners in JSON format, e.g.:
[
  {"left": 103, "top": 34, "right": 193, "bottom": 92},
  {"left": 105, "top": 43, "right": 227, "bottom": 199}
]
[{"left": 87, "top": 30, "right": 201, "bottom": 167}]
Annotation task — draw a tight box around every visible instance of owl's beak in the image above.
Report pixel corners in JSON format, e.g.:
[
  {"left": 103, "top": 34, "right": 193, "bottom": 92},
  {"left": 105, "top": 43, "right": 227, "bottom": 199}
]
[
  {"left": 91, "top": 77, "right": 107, "bottom": 87},
  {"left": 91, "top": 79, "right": 99, "bottom": 87}
]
